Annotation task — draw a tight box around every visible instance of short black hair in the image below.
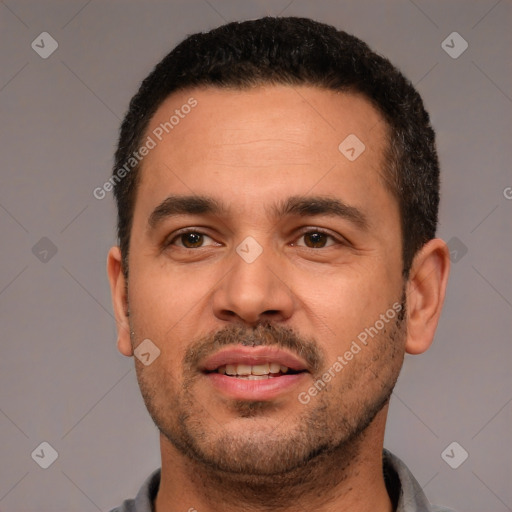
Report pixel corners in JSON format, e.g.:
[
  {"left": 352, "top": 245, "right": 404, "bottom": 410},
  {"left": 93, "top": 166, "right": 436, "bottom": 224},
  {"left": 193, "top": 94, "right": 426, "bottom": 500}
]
[{"left": 113, "top": 16, "right": 439, "bottom": 278}]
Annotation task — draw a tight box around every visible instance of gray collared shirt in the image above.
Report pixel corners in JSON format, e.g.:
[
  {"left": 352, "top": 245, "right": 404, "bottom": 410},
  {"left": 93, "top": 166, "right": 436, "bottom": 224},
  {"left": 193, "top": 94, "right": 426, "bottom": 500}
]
[{"left": 109, "top": 449, "right": 455, "bottom": 512}]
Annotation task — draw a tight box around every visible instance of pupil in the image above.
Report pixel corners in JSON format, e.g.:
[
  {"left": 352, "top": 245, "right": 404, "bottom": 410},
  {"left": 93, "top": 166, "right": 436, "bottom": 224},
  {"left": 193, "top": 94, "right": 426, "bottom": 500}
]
[
  {"left": 183, "top": 233, "right": 203, "bottom": 247},
  {"left": 306, "top": 232, "right": 326, "bottom": 248}
]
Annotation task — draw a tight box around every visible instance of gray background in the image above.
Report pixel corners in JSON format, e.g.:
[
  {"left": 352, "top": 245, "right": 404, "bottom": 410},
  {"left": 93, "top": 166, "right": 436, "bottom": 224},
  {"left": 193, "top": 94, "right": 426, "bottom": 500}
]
[{"left": 0, "top": 0, "right": 511, "bottom": 510}]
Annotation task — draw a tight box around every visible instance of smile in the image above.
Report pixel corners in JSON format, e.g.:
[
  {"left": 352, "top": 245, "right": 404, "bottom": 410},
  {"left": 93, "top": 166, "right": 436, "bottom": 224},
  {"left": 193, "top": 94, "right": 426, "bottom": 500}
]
[
  {"left": 212, "top": 362, "right": 302, "bottom": 379},
  {"left": 201, "top": 347, "right": 310, "bottom": 400}
]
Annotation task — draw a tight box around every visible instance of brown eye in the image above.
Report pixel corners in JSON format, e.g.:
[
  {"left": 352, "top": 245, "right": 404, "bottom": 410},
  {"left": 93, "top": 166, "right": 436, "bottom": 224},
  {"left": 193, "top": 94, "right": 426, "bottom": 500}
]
[
  {"left": 303, "top": 232, "right": 330, "bottom": 248},
  {"left": 180, "top": 232, "right": 204, "bottom": 248},
  {"left": 166, "top": 230, "right": 219, "bottom": 250}
]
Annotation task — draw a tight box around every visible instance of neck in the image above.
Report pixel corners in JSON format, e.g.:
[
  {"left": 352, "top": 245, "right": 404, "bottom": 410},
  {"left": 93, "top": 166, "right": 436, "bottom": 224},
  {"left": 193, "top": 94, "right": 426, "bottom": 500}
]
[{"left": 154, "top": 406, "right": 393, "bottom": 512}]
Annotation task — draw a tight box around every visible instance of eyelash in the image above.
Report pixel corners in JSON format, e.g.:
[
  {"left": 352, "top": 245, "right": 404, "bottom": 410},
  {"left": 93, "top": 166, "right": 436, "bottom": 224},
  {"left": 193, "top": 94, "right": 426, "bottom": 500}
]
[{"left": 165, "top": 228, "right": 345, "bottom": 249}]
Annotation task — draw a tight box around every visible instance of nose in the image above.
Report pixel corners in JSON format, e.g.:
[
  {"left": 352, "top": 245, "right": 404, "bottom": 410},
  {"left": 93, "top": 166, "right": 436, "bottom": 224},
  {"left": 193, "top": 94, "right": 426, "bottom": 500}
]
[{"left": 212, "top": 241, "right": 295, "bottom": 326}]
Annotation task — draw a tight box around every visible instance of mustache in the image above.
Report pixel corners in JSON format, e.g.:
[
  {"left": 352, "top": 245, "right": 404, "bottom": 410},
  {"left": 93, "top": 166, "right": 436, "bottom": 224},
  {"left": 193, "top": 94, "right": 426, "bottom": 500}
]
[{"left": 183, "top": 321, "right": 324, "bottom": 373}]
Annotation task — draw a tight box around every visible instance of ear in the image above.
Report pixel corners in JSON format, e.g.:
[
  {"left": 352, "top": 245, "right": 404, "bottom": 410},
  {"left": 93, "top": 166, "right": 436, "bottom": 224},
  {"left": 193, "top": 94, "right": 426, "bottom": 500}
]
[
  {"left": 107, "top": 246, "right": 133, "bottom": 357},
  {"left": 405, "top": 238, "right": 450, "bottom": 355}
]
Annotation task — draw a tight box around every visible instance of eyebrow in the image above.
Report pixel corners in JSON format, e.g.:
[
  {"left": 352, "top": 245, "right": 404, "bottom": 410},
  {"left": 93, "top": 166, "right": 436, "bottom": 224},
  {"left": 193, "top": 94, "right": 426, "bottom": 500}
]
[
  {"left": 147, "top": 194, "right": 368, "bottom": 230},
  {"left": 148, "top": 195, "right": 225, "bottom": 229},
  {"left": 272, "top": 196, "right": 368, "bottom": 229}
]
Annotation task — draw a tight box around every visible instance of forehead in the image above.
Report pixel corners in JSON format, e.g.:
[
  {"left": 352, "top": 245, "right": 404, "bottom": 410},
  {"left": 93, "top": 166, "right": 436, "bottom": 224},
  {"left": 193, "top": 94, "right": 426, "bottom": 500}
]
[{"left": 136, "top": 85, "right": 392, "bottom": 221}]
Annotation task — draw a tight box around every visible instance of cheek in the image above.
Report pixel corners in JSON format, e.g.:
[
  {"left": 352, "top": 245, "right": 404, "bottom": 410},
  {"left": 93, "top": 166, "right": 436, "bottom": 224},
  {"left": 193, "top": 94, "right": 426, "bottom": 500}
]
[
  {"left": 127, "top": 264, "right": 203, "bottom": 349},
  {"left": 131, "top": 258, "right": 208, "bottom": 309},
  {"left": 290, "top": 265, "right": 399, "bottom": 355},
  {"left": 292, "top": 260, "right": 386, "bottom": 310}
]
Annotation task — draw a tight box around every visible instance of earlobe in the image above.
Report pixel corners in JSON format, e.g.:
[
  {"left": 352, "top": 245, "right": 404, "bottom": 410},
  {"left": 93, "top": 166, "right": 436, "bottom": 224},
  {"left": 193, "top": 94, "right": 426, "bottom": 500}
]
[
  {"left": 107, "top": 246, "right": 133, "bottom": 357},
  {"left": 405, "top": 238, "right": 450, "bottom": 355}
]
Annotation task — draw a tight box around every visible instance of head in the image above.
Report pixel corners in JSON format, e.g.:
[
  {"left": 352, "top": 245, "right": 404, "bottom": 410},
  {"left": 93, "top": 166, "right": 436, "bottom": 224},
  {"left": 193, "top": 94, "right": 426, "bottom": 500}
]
[{"left": 107, "top": 17, "right": 449, "bottom": 482}]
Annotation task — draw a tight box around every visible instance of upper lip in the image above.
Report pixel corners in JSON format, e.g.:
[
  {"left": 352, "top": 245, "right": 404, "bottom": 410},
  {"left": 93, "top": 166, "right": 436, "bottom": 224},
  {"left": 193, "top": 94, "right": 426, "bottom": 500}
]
[{"left": 201, "top": 346, "right": 309, "bottom": 372}]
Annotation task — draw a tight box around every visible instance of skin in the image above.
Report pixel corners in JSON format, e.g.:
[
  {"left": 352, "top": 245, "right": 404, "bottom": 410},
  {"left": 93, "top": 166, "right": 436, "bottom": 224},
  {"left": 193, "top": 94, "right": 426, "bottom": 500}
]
[{"left": 107, "top": 85, "right": 450, "bottom": 512}]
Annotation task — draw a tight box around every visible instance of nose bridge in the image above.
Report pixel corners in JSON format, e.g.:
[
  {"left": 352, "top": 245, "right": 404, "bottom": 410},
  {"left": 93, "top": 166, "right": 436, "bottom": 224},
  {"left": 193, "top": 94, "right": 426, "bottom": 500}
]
[
  {"left": 233, "top": 239, "right": 273, "bottom": 293},
  {"left": 213, "top": 236, "right": 294, "bottom": 324}
]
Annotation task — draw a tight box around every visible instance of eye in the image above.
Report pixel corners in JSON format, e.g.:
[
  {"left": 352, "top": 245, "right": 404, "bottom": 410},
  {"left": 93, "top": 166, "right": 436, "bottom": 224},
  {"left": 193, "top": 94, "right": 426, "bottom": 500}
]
[
  {"left": 295, "top": 230, "right": 337, "bottom": 249},
  {"left": 168, "top": 231, "right": 217, "bottom": 249}
]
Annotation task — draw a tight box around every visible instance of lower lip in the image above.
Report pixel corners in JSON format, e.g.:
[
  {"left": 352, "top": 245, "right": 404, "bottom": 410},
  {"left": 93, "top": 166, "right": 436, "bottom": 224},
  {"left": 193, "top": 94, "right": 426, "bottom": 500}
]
[{"left": 204, "top": 372, "right": 307, "bottom": 400}]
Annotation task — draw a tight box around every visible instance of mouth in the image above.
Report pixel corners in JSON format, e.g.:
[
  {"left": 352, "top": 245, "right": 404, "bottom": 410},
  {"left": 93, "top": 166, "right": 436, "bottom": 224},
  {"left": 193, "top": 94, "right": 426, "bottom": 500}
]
[
  {"left": 206, "top": 363, "right": 305, "bottom": 380},
  {"left": 200, "top": 347, "right": 310, "bottom": 400}
]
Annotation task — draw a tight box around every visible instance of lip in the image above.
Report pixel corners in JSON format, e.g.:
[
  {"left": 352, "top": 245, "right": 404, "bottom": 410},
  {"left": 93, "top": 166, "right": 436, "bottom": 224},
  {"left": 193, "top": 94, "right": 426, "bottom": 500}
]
[{"left": 201, "top": 346, "right": 309, "bottom": 373}]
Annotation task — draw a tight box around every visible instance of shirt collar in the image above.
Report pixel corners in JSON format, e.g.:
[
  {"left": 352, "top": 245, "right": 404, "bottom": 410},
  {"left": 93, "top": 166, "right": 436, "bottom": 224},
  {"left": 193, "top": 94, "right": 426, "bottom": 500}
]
[{"left": 383, "top": 449, "right": 436, "bottom": 511}]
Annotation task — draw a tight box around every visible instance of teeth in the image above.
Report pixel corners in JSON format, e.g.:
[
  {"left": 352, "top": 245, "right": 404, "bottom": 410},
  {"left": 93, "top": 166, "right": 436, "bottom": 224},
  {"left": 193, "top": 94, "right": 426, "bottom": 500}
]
[
  {"left": 218, "top": 363, "right": 290, "bottom": 376},
  {"left": 225, "top": 364, "right": 236, "bottom": 375},
  {"left": 230, "top": 374, "right": 275, "bottom": 380},
  {"left": 269, "top": 362, "right": 281, "bottom": 373},
  {"left": 251, "top": 363, "right": 269, "bottom": 375},
  {"left": 236, "top": 364, "right": 252, "bottom": 376}
]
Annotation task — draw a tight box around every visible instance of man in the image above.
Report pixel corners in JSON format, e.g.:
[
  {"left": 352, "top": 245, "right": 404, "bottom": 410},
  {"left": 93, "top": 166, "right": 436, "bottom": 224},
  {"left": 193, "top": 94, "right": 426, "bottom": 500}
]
[{"left": 107, "top": 16, "right": 452, "bottom": 512}]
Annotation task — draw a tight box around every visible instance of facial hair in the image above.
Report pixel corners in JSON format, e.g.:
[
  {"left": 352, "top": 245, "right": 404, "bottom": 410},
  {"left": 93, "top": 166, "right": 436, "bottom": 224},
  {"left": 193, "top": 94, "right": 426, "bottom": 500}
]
[{"left": 131, "top": 296, "right": 407, "bottom": 488}]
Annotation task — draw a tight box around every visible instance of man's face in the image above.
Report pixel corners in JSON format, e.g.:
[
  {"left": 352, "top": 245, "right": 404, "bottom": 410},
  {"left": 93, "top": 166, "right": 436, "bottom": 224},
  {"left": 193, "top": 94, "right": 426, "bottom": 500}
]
[{"left": 125, "top": 85, "right": 406, "bottom": 475}]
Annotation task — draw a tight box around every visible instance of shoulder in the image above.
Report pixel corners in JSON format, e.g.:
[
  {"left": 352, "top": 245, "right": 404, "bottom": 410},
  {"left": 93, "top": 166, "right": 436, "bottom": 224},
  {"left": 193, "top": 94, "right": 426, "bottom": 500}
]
[{"left": 108, "top": 468, "right": 161, "bottom": 512}]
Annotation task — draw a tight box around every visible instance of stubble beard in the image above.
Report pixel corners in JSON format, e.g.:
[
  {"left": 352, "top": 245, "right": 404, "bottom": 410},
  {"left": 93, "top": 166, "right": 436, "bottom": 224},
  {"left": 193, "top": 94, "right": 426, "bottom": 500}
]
[{"left": 133, "top": 300, "right": 406, "bottom": 495}]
